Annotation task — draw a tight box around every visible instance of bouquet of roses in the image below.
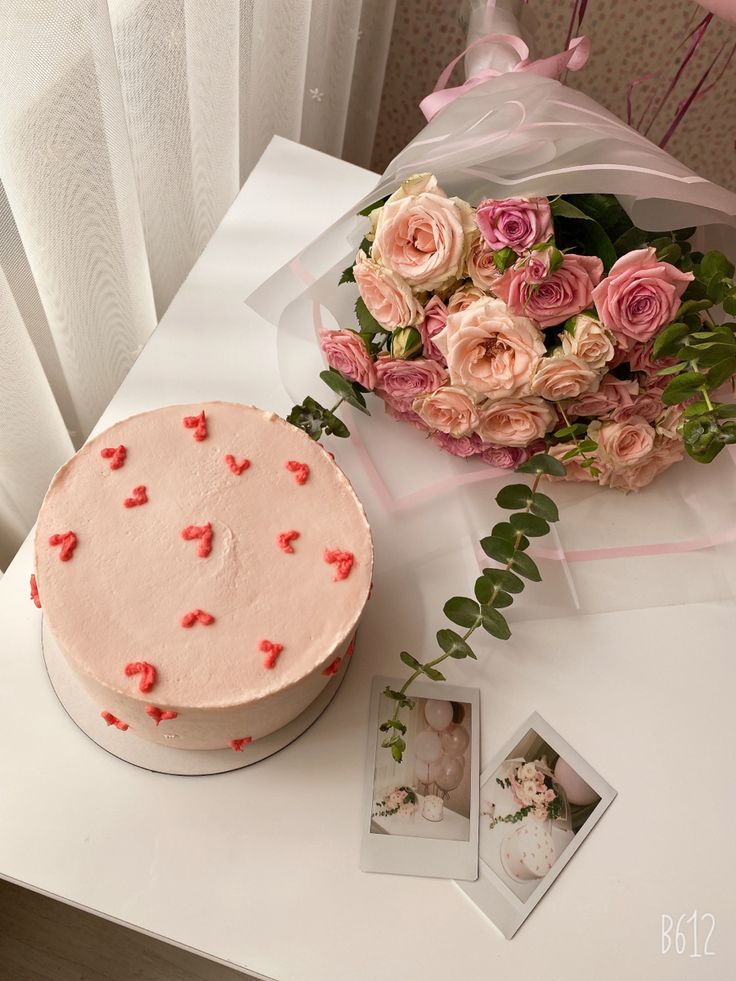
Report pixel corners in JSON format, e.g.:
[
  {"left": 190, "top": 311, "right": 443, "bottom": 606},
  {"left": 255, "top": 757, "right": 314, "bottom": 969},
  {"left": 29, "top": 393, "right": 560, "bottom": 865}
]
[
  {"left": 486, "top": 759, "right": 562, "bottom": 827},
  {"left": 314, "top": 174, "right": 736, "bottom": 492}
]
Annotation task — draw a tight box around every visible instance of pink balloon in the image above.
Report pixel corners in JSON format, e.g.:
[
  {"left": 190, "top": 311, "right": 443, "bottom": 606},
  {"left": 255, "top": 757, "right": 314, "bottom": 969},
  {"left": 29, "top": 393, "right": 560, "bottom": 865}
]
[
  {"left": 430, "top": 754, "right": 464, "bottom": 791},
  {"left": 693, "top": 0, "right": 736, "bottom": 22},
  {"left": 414, "top": 729, "right": 443, "bottom": 765},
  {"left": 441, "top": 725, "right": 469, "bottom": 757},
  {"left": 424, "top": 699, "right": 454, "bottom": 732},
  {"left": 553, "top": 757, "right": 599, "bottom": 806}
]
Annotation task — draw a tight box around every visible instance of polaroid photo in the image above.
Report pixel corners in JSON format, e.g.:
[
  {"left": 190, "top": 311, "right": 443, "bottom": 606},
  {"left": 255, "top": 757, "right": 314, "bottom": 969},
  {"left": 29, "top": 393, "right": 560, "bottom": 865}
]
[
  {"left": 360, "top": 676, "right": 480, "bottom": 881},
  {"left": 458, "top": 712, "right": 616, "bottom": 938}
]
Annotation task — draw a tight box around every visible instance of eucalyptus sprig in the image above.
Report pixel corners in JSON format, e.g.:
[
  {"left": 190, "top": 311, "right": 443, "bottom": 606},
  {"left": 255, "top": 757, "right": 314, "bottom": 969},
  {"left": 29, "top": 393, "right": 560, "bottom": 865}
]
[
  {"left": 379, "top": 452, "right": 563, "bottom": 762},
  {"left": 287, "top": 368, "right": 369, "bottom": 441}
]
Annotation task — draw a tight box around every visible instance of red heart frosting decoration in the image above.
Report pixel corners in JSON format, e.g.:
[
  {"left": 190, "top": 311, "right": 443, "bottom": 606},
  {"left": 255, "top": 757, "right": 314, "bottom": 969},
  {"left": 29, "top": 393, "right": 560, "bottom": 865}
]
[
  {"left": 30, "top": 574, "right": 41, "bottom": 608},
  {"left": 181, "top": 609, "right": 215, "bottom": 627},
  {"left": 101, "top": 444, "right": 126, "bottom": 470},
  {"left": 183, "top": 410, "right": 207, "bottom": 441},
  {"left": 145, "top": 705, "right": 178, "bottom": 726},
  {"left": 277, "top": 529, "right": 300, "bottom": 553},
  {"left": 124, "top": 661, "right": 157, "bottom": 693},
  {"left": 324, "top": 548, "right": 354, "bottom": 581},
  {"left": 346, "top": 634, "right": 356, "bottom": 658},
  {"left": 49, "top": 531, "right": 77, "bottom": 561},
  {"left": 322, "top": 656, "right": 342, "bottom": 677},
  {"left": 285, "top": 460, "right": 309, "bottom": 485},
  {"left": 123, "top": 485, "right": 148, "bottom": 508},
  {"left": 230, "top": 737, "right": 252, "bottom": 752},
  {"left": 224, "top": 454, "right": 250, "bottom": 475},
  {"left": 101, "top": 711, "right": 128, "bottom": 731},
  {"left": 181, "top": 522, "right": 213, "bottom": 558},
  {"left": 259, "top": 639, "right": 284, "bottom": 669}
]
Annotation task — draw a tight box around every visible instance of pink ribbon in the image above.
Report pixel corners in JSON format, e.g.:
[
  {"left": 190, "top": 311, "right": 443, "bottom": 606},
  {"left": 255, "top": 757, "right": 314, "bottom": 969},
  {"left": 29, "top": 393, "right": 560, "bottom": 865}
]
[{"left": 420, "top": 33, "right": 591, "bottom": 123}]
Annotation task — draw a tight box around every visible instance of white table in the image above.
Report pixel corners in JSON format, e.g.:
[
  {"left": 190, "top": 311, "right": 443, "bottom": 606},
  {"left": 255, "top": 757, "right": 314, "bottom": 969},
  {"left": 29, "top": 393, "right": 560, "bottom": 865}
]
[
  {"left": 372, "top": 794, "right": 471, "bottom": 842},
  {"left": 0, "top": 137, "right": 734, "bottom": 981}
]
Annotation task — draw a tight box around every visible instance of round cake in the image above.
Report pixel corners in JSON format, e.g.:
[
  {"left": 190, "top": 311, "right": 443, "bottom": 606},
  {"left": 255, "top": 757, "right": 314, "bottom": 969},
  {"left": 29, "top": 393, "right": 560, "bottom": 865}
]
[
  {"left": 501, "top": 821, "right": 556, "bottom": 881},
  {"left": 34, "top": 402, "right": 373, "bottom": 750}
]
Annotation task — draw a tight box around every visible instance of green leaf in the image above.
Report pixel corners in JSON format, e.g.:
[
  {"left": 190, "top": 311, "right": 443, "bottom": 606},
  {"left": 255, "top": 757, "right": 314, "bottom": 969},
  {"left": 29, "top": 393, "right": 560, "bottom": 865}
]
[
  {"left": 491, "top": 521, "right": 517, "bottom": 541},
  {"left": 699, "top": 250, "right": 735, "bottom": 281},
  {"left": 675, "top": 226, "right": 697, "bottom": 242},
  {"left": 529, "top": 491, "right": 559, "bottom": 522},
  {"left": 399, "top": 651, "right": 420, "bottom": 671},
  {"left": 656, "top": 362, "right": 687, "bottom": 377},
  {"left": 706, "top": 357, "right": 736, "bottom": 390},
  {"left": 683, "top": 400, "right": 709, "bottom": 418},
  {"left": 656, "top": 242, "right": 681, "bottom": 265},
  {"left": 436, "top": 629, "right": 476, "bottom": 660},
  {"left": 492, "top": 246, "right": 517, "bottom": 272},
  {"left": 496, "top": 483, "right": 533, "bottom": 510},
  {"left": 339, "top": 265, "right": 355, "bottom": 285},
  {"left": 510, "top": 513, "right": 550, "bottom": 537},
  {"left": 391, "top": 326, "right": 423, "bottom": 360},
  {"left": 706, "top": 274, "right": 732, "bottom": 305},
  {"left": 480, "top": 535, "right": 515, "bottom": 564},
  {"left": 355, "top": 296, "right": 383, "bottom": 334},
  {"left": 562, "top": 193, "right": 633, "bottom": 242},
  {"left": 554, "top": 423, "right": 588, "bottom": 439},
  {"left": 479, "top": 606, "right": 511, "bottom": 639},
  {"left": 319, "top": 368, "right": 370, "bottom": 414},
  {"left": 443, "top": 596, "right": 481, "bottom": 629},
  {"left": 551, "top": 198, "right": 617, "bottom": 272},
  {"left": 723, "top": 291, "right": 736, "bottom": 317},
  {"left": 662, "top": 371, "right": 707, "bottom": 405},
  {"left": 652, "top": 322, "right": 691, "bottom": 359},
  {"left": 677, "top": 299, "right": 713, "bottom": 318},
  {"left": 391, "top": 739, "right": 405, "bottom": 763},
  {"left": 481, "top": 568, "right": 525, "bottom": 594},
  {"left": 379, "top": 718, "right": 407, "bottom": 734},
  {"left": 321, "top": 409, "right": 351, "bottom": 438},
  {"left": 382, "top": 687, "right": 415, "bottom": 709},
  {"left": 423, "top": 665, "right": 446, "bottom": 682},
  {"left": 357, "top": 196, "right": 388, "bottom": 217},
  {"left": 510, "top": 551, "right": 542, "bottom": 581},
  {"left": 516, "top": 453, "right": 567, "bottom": 477},
  {"left": 613, "top": 225, "right": 649, "bottom": 256}
]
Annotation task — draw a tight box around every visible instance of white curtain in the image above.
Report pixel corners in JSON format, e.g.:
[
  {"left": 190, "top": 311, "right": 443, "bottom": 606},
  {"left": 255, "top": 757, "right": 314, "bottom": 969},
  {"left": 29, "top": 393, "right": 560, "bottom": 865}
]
[{"left": 0, "top": 0, "right": 395, "bottom": 570}]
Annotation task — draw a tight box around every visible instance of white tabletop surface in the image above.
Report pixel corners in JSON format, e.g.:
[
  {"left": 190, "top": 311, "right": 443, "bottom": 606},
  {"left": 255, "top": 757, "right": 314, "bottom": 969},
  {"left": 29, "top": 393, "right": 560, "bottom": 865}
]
[
  {"left": 372, "top": 793, "right": 471, "bottom": 841},
  {"left": 1, "top": 136, "right": 734, "bottom": 981}
]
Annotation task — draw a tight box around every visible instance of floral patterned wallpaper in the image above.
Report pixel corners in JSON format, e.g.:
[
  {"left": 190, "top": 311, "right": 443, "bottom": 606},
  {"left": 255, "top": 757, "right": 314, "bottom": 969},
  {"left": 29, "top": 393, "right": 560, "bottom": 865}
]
[{"left": 372, "top": 0, "right": 736, "bottom": 192}]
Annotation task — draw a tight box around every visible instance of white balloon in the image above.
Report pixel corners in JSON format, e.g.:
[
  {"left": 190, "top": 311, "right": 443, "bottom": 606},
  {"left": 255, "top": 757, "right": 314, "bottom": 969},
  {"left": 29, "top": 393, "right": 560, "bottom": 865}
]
[
  {"left": 441, "top": 724, "right": 470, "bottom": 757},
  {"left": 415, "top": 760, "right": 431, "bottom": 784},
  {"left": 431, "top": 754, "right": 464, "bottom": 791},
  {"left": 553, "top": 757, "right": 599, "bottom": 806},
  {"left": 414, "top": 729, "right": 443, "bottom": 765},
  {"left": 424, "top": 699, "right": 454, "bottom": 732}
]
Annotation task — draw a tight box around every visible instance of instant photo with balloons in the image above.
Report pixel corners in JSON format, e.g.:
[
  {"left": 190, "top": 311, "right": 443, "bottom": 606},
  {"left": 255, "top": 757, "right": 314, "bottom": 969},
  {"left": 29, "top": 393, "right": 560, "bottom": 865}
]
[{"left": 361, "top": 678, "right": 480, "bottom": 881}]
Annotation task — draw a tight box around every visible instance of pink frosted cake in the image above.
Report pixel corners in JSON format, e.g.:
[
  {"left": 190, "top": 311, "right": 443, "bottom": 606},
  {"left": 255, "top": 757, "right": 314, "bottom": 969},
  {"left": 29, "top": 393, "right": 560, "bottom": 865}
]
[{"left": 34, "top": 402, "right": 373, "bottom": 750}]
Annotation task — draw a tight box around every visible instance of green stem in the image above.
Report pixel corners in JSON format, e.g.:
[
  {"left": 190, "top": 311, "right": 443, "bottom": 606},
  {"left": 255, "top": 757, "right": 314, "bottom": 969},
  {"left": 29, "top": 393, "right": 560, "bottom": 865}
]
[
  {"left": 701, "top": 386, "right": 714, "bottom": 411},
  {"left": 558, "top": 403, "right": 598, "bottom": 473},
  {"left": 387, "top": 470, "right": 544, "bottom": 728}
]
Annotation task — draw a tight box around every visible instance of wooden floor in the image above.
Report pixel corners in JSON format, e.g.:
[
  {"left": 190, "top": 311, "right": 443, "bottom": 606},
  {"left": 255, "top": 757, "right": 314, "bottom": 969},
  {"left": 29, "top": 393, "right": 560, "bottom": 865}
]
[{"left": 0, "top": 878, "right": 258, "bottom": 981}]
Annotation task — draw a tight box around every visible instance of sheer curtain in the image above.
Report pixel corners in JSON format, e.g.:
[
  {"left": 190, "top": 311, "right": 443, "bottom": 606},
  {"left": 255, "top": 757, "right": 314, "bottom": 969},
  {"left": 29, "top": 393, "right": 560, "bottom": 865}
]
[{"left": 0, "top": 0, "right": 395, "bottom": 571}]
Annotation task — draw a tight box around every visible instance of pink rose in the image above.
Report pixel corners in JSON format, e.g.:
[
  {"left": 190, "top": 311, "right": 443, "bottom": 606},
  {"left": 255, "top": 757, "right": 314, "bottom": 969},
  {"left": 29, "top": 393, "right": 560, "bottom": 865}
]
[
  {"left": 319, "top": 329, "right": 376, "bottom": 389},
  {"left": 497, "top": 253, "right": 603, "bottom": 328},
  {"left": 591, "top": 247, "right": 693, "bottom": 342},
  {"left": 431, "top": 431, "right": 486, "bottom": 458},
  {"left": 374, "top": 357, "right": 448, "bottom": 411},
  {"left": 447, "top": 284, "right": 486, "bottom": 315},
  {"left": 591, "top": 416, "right": 656, "bottom": 468},
  {"left": 627, "top": 339, "right": 676, "bottom": 377},
  {"left": 445, "top": 297, "right": 545, "bottom": 399},
  {"left": 466, "top": 232, "right": 505, "bottom": 292},
  {"left": 480, "top": 444, "right": 529, "bottom": 469},
  {"left": 412, "top": 385, "right": 479, "bottom": 437},
  {"left": 476, "top": 196, "right": 553, "bottom": 252},
  {"left": 611, "top": 388, "right": 665, "bottom": 424},
  {"left": 530, "top": 354, "right": 601, "bottom": 401},
  {"left": 417, "top": 295, "right": 448, "bottom": 363},
  {"left": 383, "top": 396, "right": 430, "bottom": 432},
  {"left": 560, "top": 313, "right": 615, "bottom": 369},
  {"left": 523, "top": 245, "right": 559, "bottom": 285},
  {"left": 602, "top": 439, "right": 684, "bottom": 492},
  {"left": 372, "top": 174, "right": 475, "bottom": 291},
  {"left": 568, "top": 373, "right": 639, "bottom": 418},
  {"left": 547, "top": 442, "right": 599, "bottom": 482},
  {"left": 477, "top": 397, "right": 557, "bottom": 447},
  {"left": 353, "top": 250, "right": 423, "bottom": 330}
]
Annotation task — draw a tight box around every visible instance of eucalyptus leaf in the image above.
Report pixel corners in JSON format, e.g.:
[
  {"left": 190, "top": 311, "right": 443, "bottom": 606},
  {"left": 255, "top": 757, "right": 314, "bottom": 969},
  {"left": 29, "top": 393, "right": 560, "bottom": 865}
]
[
  {"left": 509, "top": 512, "right": 550, "bottom": 537},
  {"left": 443, "top": 596, "right": 481, "bottom": 629},
  {"left": 481, "top": 568, "right": 525, "bottom": 593},
  {"left": 652, "top": 322, "right": 690, "bottom": 359},
  {"left": 319, "top": 369, "right": 370, "bottom": 414},
  {"left": 496, "top": 483, "right": 534, "bottom": 510},
  {"left": 480, "top": 535, "right": 515, "bottom": 563},
  {"left": 516, "top": 453, "right": 567, "bottom": 477},
  {"left": 529, "top": 492, "right": 560, "bottom": 522},
  {"left": 662, "top": 372, "right": 706, "bottom": 405},
  {"left": 399, "top": 651, "right": 420, "bottom": 671},
  {"left": 436, "top": 628, "right": 476, "bottom": 659},
  {"left": 480, "top": 606, "right": 511, "bottom": 640},
  {"left": 510, "top": 551, "right": 542, "bottom": 582}
]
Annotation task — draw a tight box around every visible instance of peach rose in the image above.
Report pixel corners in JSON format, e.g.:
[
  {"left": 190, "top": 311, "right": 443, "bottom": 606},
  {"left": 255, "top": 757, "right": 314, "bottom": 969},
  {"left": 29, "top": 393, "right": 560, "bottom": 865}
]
[
  {"left": 560, "top": 313, "right": 615, "bottom": 369},
  {"left": 475, "top": 196, "right": 553, "bottom": 252},
  {"left": 319, "top": 329, "right": 376, "bottom": 389},
  {"left": 417, "top": 295, "right": 448, "bottom": 363},
  {"left": 547, "top": 442, "right": 600, "bottom": 482},
  {"left": 477, "top": 397, "right": 557, "bottom": 447},
  {"left": 374, "top": 357, "right": 448, "bottom": 411},
  {"left": 590, "top": 416, "right": 656, "bottom": 468},
  {"left": 466, "top": 231, "right": 505, "bottom": 292},
  {"left": 568, "top": 374, "right": 639, "bottom": 418},
  {"left": 353, "top": 250, "right": 423, "bottom": 330},
  {"left": 372, "top": 174, "right": 475, "bottom": 292},
  {"left": 602, "top": 439, "right": 684, "bottom": 491},
  {"left": 530, "top": 354, "right": 601, "bottom": 401},
  {"left": 412, "top": 384, "right": 479, "bottom": 437},
  {"left": 497, "top": 253, "right": 603, "bottom": 328},
  {"left": 445, "top": 297, "right": 545, "bottom": 400},
  {"left": 447, "top": 284, "right": 486, "bottom": 315},
  {"left": 591, "top": 247, "right": 693, "bottom": 342}
]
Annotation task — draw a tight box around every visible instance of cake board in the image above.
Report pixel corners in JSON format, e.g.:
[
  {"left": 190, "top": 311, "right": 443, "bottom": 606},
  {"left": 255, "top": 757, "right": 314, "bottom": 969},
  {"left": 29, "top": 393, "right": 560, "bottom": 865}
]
[{"left": 42, "top": 618, "right": 351, "bottom": 776}]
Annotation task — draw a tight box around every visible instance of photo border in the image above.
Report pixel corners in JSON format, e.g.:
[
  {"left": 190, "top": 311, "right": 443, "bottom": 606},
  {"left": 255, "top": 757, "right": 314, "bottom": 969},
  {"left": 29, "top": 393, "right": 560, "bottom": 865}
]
[
  {"left": 360, "top": 676, "right": 481, "bottom": 881},
  {"left": 457, "top": 711, "right": 617, "bottom": 937}
]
